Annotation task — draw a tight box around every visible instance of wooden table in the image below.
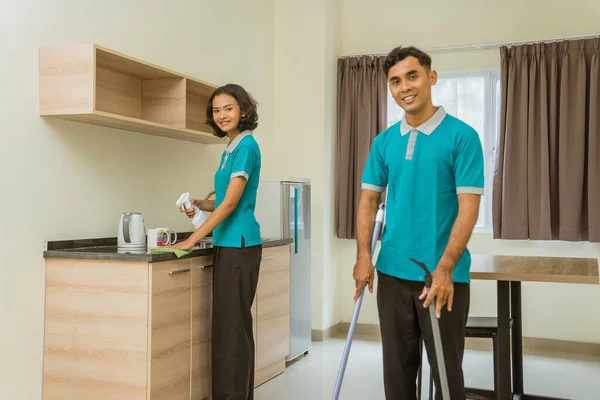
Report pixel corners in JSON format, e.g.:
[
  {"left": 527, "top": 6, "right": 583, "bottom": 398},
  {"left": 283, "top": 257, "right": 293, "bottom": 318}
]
[{"left": 468, "top": 254, "right": 599, "bottom": 400}]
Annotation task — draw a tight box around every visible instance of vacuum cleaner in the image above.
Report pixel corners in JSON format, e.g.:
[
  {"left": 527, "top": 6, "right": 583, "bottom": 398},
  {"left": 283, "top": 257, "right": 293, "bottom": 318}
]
[{"left": 331, "top": 203, "right": 450, "bottom": 400}]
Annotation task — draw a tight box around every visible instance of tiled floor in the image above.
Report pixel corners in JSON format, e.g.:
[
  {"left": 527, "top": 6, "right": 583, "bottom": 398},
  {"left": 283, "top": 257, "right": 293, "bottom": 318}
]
[{"left": 255, "top": 335, "right": 600, "bottom": 400}]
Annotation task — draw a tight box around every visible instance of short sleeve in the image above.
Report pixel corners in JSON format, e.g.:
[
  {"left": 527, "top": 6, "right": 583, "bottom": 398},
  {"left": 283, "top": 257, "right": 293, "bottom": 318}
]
[
  {"left": 454, "top": 128, "right": 484, "bottom": 195},
  {"left": 361, "top": 137, "right": 388, "bottom": 193},
  {"left": 230, "top": 145, "right": 257, "bottom": 180}
]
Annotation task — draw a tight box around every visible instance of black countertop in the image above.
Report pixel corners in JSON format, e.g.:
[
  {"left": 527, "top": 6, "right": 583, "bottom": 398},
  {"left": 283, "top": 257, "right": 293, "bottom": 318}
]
[{"left": 43, "top": 232, "right": 293, "bottom": 262}]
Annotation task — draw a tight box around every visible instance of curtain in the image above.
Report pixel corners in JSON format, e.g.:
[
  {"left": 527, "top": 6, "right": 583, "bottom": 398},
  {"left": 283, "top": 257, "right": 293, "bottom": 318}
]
[
  {"left": 493, "top": 38, "right": 600, "bottom": 241},
  {"left": 335, "top": 56, "right": 388, "bottom": 239}
]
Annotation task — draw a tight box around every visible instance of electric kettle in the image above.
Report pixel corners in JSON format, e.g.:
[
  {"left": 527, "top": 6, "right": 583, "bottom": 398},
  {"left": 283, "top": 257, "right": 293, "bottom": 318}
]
[{"left": 118, "top": 212, "right": 146, "bottom": 247}]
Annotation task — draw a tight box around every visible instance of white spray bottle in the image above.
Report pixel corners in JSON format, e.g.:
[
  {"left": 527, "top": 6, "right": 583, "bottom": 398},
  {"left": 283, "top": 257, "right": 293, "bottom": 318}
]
[{"left": 176, "top": 192, "right": 208, "bottom": 230}]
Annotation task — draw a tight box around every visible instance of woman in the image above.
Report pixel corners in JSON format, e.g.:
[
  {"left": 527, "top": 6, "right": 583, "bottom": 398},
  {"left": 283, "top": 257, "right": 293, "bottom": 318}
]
[{"left": 170, "top": 83, "right": 262, "bottom": 400}]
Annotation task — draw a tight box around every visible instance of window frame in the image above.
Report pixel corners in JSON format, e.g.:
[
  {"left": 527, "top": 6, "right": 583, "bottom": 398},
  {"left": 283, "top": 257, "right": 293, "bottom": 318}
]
[{"left": 385, "top": 68, "right": 501, "bottom": 232}]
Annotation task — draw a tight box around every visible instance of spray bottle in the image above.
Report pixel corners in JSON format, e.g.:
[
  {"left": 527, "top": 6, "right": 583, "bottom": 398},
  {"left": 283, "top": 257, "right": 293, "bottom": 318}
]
[{"left": 176, "top": 192, "right": 208, "bottom": 230}]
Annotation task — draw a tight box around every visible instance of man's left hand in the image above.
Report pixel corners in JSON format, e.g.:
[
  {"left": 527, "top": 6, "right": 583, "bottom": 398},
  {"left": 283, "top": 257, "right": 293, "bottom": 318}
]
[{"left": 419, "top": 263, "right": 454, "bottom": 319}]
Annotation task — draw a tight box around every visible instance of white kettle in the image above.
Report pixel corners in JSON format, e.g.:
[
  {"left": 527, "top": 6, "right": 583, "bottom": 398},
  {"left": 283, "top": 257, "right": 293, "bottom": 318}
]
[{"left": 118, "top": 212, "right": 146, "bottom": 247}]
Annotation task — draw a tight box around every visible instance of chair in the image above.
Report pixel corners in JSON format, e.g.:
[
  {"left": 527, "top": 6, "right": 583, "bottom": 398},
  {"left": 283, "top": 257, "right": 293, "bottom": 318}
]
[
  {"left": 464, "top": 317, "right": 501, "bottom": 399},
  {"left": 417, "top": 316, "right": 506, "bottom": 399}
]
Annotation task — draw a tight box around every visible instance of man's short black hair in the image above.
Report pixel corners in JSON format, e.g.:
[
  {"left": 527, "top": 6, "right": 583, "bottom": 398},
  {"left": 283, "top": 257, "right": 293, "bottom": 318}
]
[
  {"left": 383, "top": 46, "right": 432, "bottom": 77},
  {"left": 205, "top": 83, "right": 259, "bottom": 138}
]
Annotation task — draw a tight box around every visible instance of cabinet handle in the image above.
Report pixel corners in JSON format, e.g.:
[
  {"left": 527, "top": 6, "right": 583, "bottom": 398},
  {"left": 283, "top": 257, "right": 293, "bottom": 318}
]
[
  {"left": 169, "top": 268, "right": 191, "bottom": 275},
  {"left": 199, "top": 265, "right": 214, "bottom": 269},
  {"left": 262, "top": 256, "right": 274, "bottom": 260}
]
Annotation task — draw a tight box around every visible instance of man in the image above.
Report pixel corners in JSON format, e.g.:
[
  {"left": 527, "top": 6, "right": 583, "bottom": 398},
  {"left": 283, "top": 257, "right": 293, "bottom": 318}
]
[{"left": 353, "top": 46, "right": 484, "bottom": 399}]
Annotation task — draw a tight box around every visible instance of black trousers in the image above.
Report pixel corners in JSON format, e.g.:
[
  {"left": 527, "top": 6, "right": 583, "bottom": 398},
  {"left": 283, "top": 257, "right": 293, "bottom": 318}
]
[
  {"left": 211, "top": 241, "right": 262, "bottom": 400},
  {"left": 377, "top": 270, "right": 470, "bottom": 400}
]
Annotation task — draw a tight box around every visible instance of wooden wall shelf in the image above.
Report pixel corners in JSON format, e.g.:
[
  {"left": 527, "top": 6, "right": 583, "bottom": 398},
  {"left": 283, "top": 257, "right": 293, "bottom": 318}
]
[{"left": 39, "top": 43, "right": 226, "bottom": 145}]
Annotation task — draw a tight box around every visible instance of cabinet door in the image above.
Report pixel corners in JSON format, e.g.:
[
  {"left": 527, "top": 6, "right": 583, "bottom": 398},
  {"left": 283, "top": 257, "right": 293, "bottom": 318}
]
[
  {"left": 149, "top": 259, "right": 192, "bottom": 400},
  {"left": 190, "top": 257, "right": 213, "bottom": 400},
  {"left": 42, "top": 259, "right": 149, "bottom": 400},
  {"left": 255, "top": 245, "right": 290, "bottom": 386}
]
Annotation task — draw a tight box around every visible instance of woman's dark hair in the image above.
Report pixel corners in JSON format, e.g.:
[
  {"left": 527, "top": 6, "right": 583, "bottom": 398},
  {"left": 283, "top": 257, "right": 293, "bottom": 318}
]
[
  {"left": 205, "top": 83, "right": 259, "bottom": 138},
  {"left": 383, "top": 46, "right": 432, "bottom": 77}
]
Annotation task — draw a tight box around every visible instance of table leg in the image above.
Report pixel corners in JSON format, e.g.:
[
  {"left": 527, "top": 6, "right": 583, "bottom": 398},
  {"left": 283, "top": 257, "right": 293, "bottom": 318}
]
[
  {"left": 497, "top": 281, "right": 512, "bottom": 400},
  {"left": 511, "top": 281, "right": 524, "bottom": 397},
  {"left": 508, "top": 282, "right": 571, "bottom": 400}
]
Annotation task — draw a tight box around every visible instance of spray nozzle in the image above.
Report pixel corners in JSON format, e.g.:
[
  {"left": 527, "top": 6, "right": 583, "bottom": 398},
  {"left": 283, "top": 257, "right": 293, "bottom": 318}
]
[
  {"left": 176, "top": 192, "right": 207, "bottom": 230},
  {"left": 176, "top": 192, "right": 193, "bottom": 211}
]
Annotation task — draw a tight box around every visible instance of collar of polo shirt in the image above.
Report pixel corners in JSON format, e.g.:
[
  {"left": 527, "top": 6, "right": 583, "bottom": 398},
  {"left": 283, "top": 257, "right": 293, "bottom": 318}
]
[
  {"left": 399, "top": 106, "right": 447, "bottom": 136},
  {"left": 225, "top": 130, "right": 253, "bottom": 153}
]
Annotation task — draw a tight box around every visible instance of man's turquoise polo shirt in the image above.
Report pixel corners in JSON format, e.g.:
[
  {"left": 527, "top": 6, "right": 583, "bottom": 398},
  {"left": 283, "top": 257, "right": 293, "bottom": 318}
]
[
  {"left": 361, "top": 107, "right": 484, "bottom": 283},
  {"left": 213, "top": 130, "right": 262, "bottom": 248}
]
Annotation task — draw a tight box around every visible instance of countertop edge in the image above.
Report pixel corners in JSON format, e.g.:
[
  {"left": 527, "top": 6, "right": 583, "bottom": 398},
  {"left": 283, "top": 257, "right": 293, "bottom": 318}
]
[{"left": 43, "top": 238, "right": 293, "bottom": 262}]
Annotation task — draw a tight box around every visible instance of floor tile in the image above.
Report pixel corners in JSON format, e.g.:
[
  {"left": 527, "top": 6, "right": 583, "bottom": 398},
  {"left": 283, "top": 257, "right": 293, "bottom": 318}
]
[{"left": 254, "top": 337, "right": 600, "bottom": 400}]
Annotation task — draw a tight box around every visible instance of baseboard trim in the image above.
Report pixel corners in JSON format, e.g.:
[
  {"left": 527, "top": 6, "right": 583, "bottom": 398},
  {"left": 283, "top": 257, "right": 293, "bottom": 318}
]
[
  {"left": 315, "top": 323, "right": 600, "bottom": 357},
  {"left": 312, "top": 323, "right": 379, "bottom": 342},
  {"left": 312, "top": 324, "right": 344, "bottom": 341},
  {"left": 465, "top": 336, "right": 600, "bottom": 357}
]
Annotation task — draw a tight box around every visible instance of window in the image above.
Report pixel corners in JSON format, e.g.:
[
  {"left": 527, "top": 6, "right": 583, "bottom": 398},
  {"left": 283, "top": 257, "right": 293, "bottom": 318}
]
[{"left": 386, "top": 69, "right": 501, "bottom": 232}]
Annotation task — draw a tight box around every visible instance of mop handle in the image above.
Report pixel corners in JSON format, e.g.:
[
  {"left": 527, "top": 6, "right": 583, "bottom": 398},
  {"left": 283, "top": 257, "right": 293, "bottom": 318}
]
[
  {"left": 409, "top": 258, "right": 451, "bottom": 400},
  {"left": 331, "top": 203, "right": 385, "bottom": 400}
]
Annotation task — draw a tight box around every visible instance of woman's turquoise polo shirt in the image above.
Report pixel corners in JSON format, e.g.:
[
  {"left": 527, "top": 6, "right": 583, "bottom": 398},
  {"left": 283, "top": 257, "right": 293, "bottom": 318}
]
[
  {"left": 361, "top": 107, "right": 484, "bottom": 283},
  {"left": 212, "top": 130, "right": 262, "bottom": 248}
]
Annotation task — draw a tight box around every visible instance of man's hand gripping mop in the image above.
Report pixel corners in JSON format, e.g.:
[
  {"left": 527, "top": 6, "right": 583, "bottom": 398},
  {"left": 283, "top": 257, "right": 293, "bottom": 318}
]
[
  {"left": 331, "top": 203, "right": 451, "bottom": 400},
  {"left": 409, "top": 258, "right": 451, "bottom": 400}
]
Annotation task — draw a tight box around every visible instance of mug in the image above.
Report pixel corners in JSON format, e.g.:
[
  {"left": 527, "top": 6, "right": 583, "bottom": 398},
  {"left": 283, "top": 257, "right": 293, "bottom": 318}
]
[{"left": 147, "top": 228, "right": 177, "bottom": 249}]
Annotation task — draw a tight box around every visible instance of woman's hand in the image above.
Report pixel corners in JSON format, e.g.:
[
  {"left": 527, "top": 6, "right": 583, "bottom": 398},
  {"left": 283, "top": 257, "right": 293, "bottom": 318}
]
[
  {"left": 179, "top": 199, "right": 216, "bottom": 216},
  {"left": 168, "top": 239, "right": 195, "bottom": 251},
  {"left": 179, "top": 199, "right": 199, "bottom": 218}
]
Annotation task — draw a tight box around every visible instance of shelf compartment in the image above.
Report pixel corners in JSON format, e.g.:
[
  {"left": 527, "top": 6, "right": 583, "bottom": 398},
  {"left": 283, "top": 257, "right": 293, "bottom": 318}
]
[
  {"left": 95, "top": 47, "right": 186, "bottom": 128},
  {"left": 39, "top": 43, "right": 225, "bottom": 145},
  {"left": 186, "top": 78, "right": 214, "bottom": 133}
]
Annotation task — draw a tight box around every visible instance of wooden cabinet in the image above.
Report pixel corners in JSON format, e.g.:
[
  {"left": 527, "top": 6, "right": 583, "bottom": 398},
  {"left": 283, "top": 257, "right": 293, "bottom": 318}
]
[
  {"left": 39, "top": 43, "right": 226, "bottom": 145},
  {"left": 255, "top": 245, "right": 291, "bottom": 386},
  {"left": 190, "top": 258, "right": 213, "bottom": 400},
  {"left": 42, "top": 244, "right": 290, "bottom": 400},
  {"left": 42, "top": 259, "right": 150, "bottom": 400},
  {"left": 149, "top": 259, "right": 192, "bottom": 400}
]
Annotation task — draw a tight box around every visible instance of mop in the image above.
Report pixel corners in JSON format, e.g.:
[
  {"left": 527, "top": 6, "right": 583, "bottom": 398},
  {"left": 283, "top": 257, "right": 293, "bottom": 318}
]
[
  {"left": 331, "top": 203, "right": 385, "bottom": 400},
  {"left": 331, "top": 203, "right": 451, "bottom": 400},
  {"left": 409, "top": 258, "right": 451, "bottom": 400}
]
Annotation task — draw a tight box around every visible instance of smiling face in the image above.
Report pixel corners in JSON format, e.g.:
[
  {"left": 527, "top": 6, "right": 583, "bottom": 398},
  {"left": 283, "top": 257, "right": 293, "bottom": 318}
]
[
  {"left": 387, "top": 56, "right": 437, "bottom": 116},
  {"left": 211, "top": 93, "right": 245, "bottom": 136}
]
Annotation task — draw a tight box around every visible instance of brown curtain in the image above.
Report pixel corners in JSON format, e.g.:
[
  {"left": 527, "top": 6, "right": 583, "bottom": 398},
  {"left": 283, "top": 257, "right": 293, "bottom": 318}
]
[
  {"left": 493, "top": 38, "right": 600, "bottom": 241},
  {"left": 335, "top": 56, "right": 388, "bottom": 239}
]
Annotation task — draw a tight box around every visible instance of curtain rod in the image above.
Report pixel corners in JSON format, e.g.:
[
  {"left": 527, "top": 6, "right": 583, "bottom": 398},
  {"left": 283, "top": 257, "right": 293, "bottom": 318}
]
[{"left": 339, "top": 33, "right": 600, "bottom": 58}]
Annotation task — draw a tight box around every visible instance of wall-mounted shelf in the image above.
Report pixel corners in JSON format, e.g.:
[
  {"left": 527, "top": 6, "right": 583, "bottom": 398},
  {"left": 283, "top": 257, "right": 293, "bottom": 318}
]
[{"left": 39, "top": 43, "right": 226, "bottom": 145}]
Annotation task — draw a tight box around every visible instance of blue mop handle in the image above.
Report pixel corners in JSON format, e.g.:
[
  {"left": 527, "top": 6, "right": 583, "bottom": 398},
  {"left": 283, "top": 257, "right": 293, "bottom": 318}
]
[{"left": 331, "top": 203, "right": 385, "bottom": 400}]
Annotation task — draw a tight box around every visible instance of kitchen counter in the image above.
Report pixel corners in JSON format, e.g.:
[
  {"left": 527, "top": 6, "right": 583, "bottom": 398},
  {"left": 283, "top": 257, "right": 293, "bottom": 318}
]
[
  {"left": 43, "top": 233, "right": 293, "bottom": 262},
  {"left": 42, "top": 233, "right": 293, "bottom": 399}
]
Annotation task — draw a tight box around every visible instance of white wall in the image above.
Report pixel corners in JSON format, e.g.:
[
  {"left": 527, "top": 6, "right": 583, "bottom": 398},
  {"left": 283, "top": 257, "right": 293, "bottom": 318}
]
[
  {"left": 335, "top": 0, "right": 600, "bottom": 343},
  {"left": 0, "top": 1, "right": 274, "bottom": 398},
  {"left": 342, "top": 0, "right": 600, "bottom": 56},
  {"left": 323, "top": 0, "right": 344, "bottom": 332},
  {"left": 270, "top": 0, "right": 342, "bottom": 331}
]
